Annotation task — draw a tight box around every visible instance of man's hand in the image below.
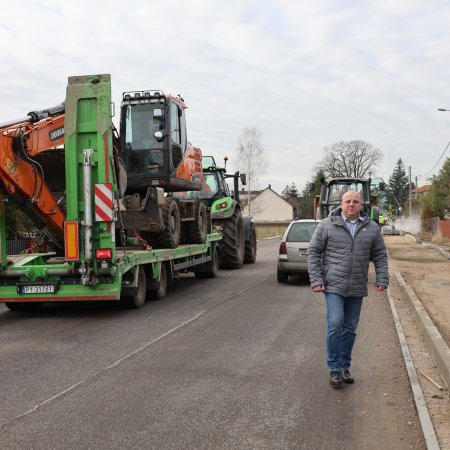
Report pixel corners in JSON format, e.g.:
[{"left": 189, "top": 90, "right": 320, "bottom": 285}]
[
  {"left": 312, "top": 284, "right": 325, "bottom": 293},
  {"left": 375, "top": 285, "right": 386, "bottom": 292}
]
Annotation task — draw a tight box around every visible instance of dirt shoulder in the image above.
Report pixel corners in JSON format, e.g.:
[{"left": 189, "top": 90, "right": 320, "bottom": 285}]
[
  {"left": 385, "top": 234, "right": 450, "bottom": 347},
  {"left": 385, "top": 234, "right": 450, "bottom": 449}
]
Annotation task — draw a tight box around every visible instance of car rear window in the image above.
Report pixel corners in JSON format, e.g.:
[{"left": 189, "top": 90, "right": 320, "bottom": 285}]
[{"left": 286, "top": 222, "right": 318, "bottom": 242}]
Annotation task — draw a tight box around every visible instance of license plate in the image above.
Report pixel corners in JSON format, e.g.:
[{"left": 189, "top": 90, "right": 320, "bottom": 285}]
[
  {"left": 299, "top": 249, "right": 308, "bottom": 256},
  {"left": 18, "top": 284, "right": 57, "bottom": 295}
]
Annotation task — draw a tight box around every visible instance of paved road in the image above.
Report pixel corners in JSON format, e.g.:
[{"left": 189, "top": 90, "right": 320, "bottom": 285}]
[{"left": 0, "top": 239, "right": 425, "bottom": 449}]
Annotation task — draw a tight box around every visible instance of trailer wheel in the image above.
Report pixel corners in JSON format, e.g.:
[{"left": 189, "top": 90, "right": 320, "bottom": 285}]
[
  {"left": 120, "top": 265, "right": 147, "bottom": 309},
  {"left": 218, "top": 208, "right": 245, "bottom": 269},
  {"left": 186, "top": 201, "right": 208, "bottom": 244},
  {"left": 195, "top": 243, "right": 219, "bottom": 279},
  {"left": 157, "top": 199, "right": 181, "bottom": 249},
  {"left": 5, "top": 302, "right": 23, "bottom": 311},
  {"left": 244, "top": 222, "right": 257, "bottom": 264},
  {"left": 5, "top": 302, "right": 43, "bottom": 311},
  {"left": 147, "top": 262, "right": 168, "bottom": 300}
]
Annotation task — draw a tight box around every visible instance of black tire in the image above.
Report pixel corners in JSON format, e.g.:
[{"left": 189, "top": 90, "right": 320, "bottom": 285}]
[
  {"left": 244, "top": 222, "right": 257, "bottom": 264},
  {"left": 185, "top": 201, "right": 208, "bottom": 244},
  {"left": 147, "top": 262, "right": 168, "bottom": 300},
  {"left": 5, "top": 302, "right": 43, "bottom": 311},
  {"left": 5, "top": 302, "right": 23, "bottom": 311},
  {"left": 157, "top": 199, "right": 181, "bottom": 249},
  {"left": 218, "top": 208, "right": 245, "bottom": 269},
  {"left": 277, "top": 267, "right": 288, "bottom": 283},
  {"left": 120, "top": 265, "right": 147, "bottom": 309},
  {"left": 194, "top": 244, "right": 219, "bottom": 279}
]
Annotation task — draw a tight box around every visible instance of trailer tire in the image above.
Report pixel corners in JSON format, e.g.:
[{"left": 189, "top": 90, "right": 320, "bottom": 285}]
[
  {"left": 218, "top": 208, "right": 245, "bottom": 269},
  {"left": 147, "top": 262, "right": 168, "bottom": 300},
  {"left": 194, "top": 243, "right": 219, "bottom": 279},
  {"left": 244, "top": 222, "right": 257, "bottom": 264},
  {"left": 5, "top": 302, "right": 23, "bottom": 311},
  {"left": 186, "top": 201, "right": 208, "bottom": 244},
  {"left": 157, "top": 199, "right": 181, "bottom": 249},
  {"left": 120, "top": 265, "right": 147, "bottom": 309},
  {"left": 5, "top": 302, "right": 43, "bottom": 311}
]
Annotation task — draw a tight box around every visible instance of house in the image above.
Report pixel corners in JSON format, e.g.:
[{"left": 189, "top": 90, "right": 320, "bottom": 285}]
[
  {"left": 411, "top": 185, "right": 431, "bottom": 199},
  {"left": 238, "top": 185, "right": 295, "bottom": 225}
]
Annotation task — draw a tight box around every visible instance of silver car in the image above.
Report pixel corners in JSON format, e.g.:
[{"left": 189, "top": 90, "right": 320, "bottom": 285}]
[{"left": 277, "top": 219, "right": 320, "bottom": 283}]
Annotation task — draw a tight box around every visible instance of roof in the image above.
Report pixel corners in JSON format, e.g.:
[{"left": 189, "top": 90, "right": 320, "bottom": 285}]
[{"left": 411, "top": 185, "right": 432, "bottom": 194}]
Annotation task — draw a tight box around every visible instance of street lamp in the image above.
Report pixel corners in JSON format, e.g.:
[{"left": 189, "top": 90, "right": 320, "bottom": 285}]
[{"left": 438, "top": 108, "right": 450, "bottom": 111}]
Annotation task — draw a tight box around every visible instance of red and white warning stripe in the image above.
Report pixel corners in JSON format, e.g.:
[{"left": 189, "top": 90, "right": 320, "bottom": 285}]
[{"left": 94, "top": 183, "right": 113, "bottom": 222}]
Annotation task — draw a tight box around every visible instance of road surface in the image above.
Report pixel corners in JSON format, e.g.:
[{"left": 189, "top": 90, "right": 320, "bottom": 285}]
[{"left": 0, "top": 239, "right": 425, "bottom": 449}]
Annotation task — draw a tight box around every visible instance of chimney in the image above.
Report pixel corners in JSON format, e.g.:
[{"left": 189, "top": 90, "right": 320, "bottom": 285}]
[{"left": 268, "top": 184, "right": 271, "bottom": 189}]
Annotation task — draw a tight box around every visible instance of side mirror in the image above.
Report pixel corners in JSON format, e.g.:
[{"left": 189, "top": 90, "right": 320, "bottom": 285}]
[{"left": 240, "top": 173, "right": 247, "bottom": 185}]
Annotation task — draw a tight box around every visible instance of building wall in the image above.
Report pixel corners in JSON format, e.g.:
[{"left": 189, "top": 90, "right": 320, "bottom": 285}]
[{"left": 242, "top": 188, "right": 294, "bottom": 223}]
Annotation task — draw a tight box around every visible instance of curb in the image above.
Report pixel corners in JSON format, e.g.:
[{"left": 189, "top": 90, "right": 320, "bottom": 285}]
[
  {"left": 387, "top": 287, "right": 440, "bottom": 450},
  {"left": 394, "top": 271, "right": 450, "bottom": 389}
]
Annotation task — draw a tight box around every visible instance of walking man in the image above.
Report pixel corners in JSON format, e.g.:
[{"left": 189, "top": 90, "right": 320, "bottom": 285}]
[{"left": 308, "top": 190, "right": 389, "bottom": 386}]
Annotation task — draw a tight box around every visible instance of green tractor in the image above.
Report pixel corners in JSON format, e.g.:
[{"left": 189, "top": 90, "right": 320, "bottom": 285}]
[{"left": 177, "top": 156, "right": 257, "bottom": 268}]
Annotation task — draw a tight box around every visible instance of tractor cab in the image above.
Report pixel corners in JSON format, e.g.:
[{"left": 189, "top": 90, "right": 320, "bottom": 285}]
[{"left": 119, "top": 91, "right": 202, "bottom": 193}]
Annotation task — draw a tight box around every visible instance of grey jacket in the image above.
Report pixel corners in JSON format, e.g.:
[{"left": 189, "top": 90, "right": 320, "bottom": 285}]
[{"left": 308, "top": 208, "right": 389, "bottom": 297}]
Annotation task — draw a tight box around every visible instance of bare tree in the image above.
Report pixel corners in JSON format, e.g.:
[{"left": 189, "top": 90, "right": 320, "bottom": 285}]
[
  {"left": 236, "top": 126, "right": 268, "bottom": 215},
  {"left": 321, "top": 140, "right": 382, "bottom": 177}
]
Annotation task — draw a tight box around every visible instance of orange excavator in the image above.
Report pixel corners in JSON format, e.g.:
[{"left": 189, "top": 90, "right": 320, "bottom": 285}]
[
  {"left": 0, "top": 105, "right": 66, "bottom": 242},
  {"left": 0, "top": 86, "right": 206, "bottom": 250}
]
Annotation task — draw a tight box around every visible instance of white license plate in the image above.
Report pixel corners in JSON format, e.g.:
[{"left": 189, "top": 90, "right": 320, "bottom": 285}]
[{"left": 18, "top": 284, "right": 56, "bottom": 294}]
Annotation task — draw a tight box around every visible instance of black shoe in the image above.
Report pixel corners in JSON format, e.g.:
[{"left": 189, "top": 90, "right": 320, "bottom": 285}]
[
  {"left": 341, "top": 370, "right": 354, "bottom": 384},
  {"left": 330, "top": 371, "right": 343, "bottom": 386}
]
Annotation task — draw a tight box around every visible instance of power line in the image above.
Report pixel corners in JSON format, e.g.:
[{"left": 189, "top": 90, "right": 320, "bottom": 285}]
[{"left": 420, "top": 140, "right": 450, "bottom": 177}]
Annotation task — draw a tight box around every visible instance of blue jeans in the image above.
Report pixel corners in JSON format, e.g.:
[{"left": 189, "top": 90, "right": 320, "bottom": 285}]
[{"left": 325, "top": 293, "right": 363, "bottom": 371}]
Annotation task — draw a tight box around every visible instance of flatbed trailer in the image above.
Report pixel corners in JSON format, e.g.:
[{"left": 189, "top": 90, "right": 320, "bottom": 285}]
[
  {"left": 0, "top": 233, "right": 220, "bottom": 309},
  {"left": 0, "top": 74, "right": 221, "bottom": 310}
]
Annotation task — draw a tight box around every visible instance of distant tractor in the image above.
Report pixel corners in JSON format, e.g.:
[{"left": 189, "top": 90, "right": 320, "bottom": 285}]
[
  {"left": 313, "top": 177, "right": 385, "bottom": 220},
  {"left": 176, "top": 156, "right": 257, "bottom": 268}
]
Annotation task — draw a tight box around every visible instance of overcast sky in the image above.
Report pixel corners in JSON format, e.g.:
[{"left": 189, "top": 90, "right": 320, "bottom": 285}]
[{"left": 1, "top": 0, "right": 450, "bottom": 194}]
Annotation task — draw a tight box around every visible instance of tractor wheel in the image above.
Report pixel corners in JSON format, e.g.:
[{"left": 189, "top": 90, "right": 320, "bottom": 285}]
[
  {"left": 218, "top": 208, "right": 245, "bottom": 269},
  {"left": 157, "top": 198, "right": 181, "bottom": 249},
  {"left": 244, "top": 222, "right": 257, "bottom": 264},
  {"left": 120, "top": 265, "right": 147, "bottom": 309},
  {"left": 147, "top": 262, "right": 168, "bottom": 300},
  {"left": 186, "top": 201, "right": 208, "bottom": 244},
  {"left": 194, "top": 243, "right": 219, "bottom": 279}
]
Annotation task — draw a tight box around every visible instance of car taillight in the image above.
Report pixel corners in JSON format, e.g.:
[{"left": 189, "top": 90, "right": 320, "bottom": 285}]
[
  {"left": 96, "top": 248, "right": 112, "bottom": 259},
  {"left": 279, "top": 242, "right": 287, "bottom": 255}
]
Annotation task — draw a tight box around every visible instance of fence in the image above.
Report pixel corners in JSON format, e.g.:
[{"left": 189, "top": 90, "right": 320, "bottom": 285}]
[{"left": 430, "top": 217, "right": 450, "bottom": 238}]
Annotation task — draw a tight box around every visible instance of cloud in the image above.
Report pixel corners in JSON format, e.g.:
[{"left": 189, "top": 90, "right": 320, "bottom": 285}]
[{"left": 2, "top": 0, "right": 450, "bottom": 194}]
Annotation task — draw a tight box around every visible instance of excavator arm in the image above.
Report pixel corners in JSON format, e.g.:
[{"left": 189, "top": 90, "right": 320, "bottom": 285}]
[{"left": 0, "top": 105, "right": 67, "bottom": 242}]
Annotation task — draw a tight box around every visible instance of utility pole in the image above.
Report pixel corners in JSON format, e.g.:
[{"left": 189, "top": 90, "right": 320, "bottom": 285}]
[{"left": 409, "top": 166, "right": 412, "bottom": 218}]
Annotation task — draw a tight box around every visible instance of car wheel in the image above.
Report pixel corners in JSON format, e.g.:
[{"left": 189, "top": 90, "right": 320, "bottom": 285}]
[{"left": 277, "top": 267, "right": 288, "bottom": 283}]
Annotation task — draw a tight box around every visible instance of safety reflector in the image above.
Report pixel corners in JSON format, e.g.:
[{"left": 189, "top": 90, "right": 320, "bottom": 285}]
[
  {"left": 95, "top": 183, "right": 113, "bottom": 222},
  {"left": 64, "top": 221, "right": 79, "bottom": 261}
]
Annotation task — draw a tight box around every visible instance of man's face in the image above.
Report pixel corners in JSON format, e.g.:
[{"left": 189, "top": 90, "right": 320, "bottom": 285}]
[{"left": 341, "top": 191, "right": 362, "bottom": 220}]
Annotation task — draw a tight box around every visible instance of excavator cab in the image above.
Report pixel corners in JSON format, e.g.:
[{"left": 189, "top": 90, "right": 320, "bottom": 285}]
[{"left": 119, "top": 91, "right": 202, "bottom": 193}]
